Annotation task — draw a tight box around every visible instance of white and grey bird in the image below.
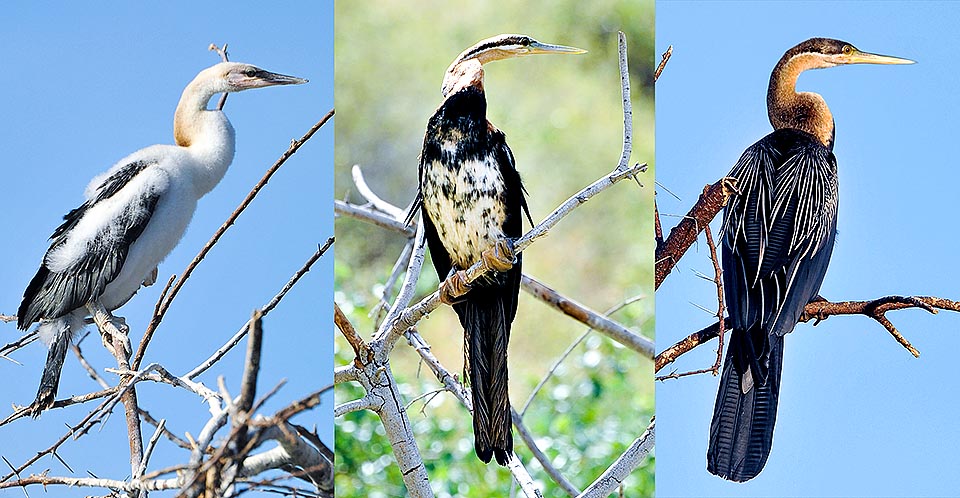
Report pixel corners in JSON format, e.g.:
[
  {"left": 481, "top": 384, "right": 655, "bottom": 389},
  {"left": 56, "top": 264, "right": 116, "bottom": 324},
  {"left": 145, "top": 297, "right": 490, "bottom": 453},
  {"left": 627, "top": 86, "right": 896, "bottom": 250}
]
[{"left": 17, "top": 61, "right": 306, "bottom": 415}]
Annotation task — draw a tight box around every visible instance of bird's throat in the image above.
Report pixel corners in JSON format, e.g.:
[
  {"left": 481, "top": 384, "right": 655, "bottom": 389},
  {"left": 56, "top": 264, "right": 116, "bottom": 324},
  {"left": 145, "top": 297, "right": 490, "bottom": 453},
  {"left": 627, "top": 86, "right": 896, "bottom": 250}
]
[{"left": 767, "top": 53, "right": 836, "bottom": 149}]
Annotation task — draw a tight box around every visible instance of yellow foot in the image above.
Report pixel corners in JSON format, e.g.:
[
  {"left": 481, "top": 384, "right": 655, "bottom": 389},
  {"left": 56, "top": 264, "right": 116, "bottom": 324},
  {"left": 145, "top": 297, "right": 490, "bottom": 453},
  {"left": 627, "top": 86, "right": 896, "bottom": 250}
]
[
  {"left": 482, "top": 238, "right": 516, "bottom": 273},
  {"left": 440, "top": 270, "right": 472, "bottom": 304}
]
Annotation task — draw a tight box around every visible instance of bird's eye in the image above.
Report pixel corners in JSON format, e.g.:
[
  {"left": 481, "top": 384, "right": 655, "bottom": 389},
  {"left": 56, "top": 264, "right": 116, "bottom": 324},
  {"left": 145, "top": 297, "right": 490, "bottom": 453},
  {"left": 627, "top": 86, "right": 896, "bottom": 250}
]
[
  {"left": 842, "top": 45, "right": 855, "bottom": 55},
  {"left": 244, "top": 68, "right": 257, "bottom": 77}
]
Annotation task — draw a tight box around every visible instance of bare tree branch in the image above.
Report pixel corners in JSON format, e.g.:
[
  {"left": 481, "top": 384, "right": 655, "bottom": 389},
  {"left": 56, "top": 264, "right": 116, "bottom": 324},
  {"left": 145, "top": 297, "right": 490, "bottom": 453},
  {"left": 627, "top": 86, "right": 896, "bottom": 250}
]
[
  {"left": 654, "top": 46, "right": 673, "bottom": 82},
  {"left": 2, "top": 104, "right": 335, "bottom": 498},
  {"left": 521, "top": 275, "right": 653, "bottom": 359},
  {"left": 655, "top": 178, "right": 736, "bottom": 290},
  {"left": 577, "top": 419, "right": 655, "bottom": 498},
  {"left": 512, "top": 407, "right": 581, "bottom": 497},
  {"left": 137, "top": 109, "right": 335, "bottom": 368},
  {"left": 655, "top": 225, "right": 725, "bottom": 381},
  {"left": 186, "top": 238, "right": 333, "bottom": 380},
  {"left": 336, "top": 31, "right": 652, "bottom": 498}
]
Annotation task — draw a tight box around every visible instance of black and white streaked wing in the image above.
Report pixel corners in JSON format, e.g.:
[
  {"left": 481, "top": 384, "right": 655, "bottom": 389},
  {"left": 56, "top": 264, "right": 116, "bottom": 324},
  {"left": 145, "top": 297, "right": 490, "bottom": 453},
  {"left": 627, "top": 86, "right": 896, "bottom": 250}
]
[
  {"left": 721, "top": 129, "right": 838, "bottom": 375},
  {"left": 17, "top": 160, "right": 164, "bottom": 328}
]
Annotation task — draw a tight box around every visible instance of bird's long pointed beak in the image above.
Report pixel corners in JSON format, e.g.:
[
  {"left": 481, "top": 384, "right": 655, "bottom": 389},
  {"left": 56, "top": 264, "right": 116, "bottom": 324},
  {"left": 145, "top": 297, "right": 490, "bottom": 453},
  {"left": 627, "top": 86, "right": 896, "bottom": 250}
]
[
  {"left": 233, "top": 69, "right": 308, "bottom": 90},
  {"left": 527, "top": 41, "right": 587, "bottom": 56},
  {"left": 257, "top": 70, "right": 309, "bottom": 86},
  {"left": 844, "top": 50, "right": 915, "bottom": 65}
]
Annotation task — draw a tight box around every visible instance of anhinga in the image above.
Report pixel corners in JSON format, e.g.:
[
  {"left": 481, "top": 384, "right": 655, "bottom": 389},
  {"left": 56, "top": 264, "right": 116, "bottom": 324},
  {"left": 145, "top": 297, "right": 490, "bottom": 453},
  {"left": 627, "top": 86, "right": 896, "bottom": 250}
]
[
  {"left": 17, "top": 61, "right": 306, "bottom": 415},
  {"left": 410, "top": 34, "right": 584, "bottom": 465},
  {"left": 707, "top": 38, "right": 912, "bottom": 481}
]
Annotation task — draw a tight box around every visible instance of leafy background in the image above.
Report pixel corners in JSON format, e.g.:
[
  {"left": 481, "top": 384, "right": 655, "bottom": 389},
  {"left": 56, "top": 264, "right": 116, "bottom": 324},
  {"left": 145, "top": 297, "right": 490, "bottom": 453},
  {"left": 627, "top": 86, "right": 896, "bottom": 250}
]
[{"left": 334, "top": 1, "right": 655, "bottom": 496}]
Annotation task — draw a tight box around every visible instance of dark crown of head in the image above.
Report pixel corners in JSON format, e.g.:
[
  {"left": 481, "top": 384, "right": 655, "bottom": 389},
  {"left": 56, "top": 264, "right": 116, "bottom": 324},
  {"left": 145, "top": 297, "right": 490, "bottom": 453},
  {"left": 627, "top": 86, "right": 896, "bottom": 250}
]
[{"left": 785, "top": 37, "right": 854, "bottom": 58}]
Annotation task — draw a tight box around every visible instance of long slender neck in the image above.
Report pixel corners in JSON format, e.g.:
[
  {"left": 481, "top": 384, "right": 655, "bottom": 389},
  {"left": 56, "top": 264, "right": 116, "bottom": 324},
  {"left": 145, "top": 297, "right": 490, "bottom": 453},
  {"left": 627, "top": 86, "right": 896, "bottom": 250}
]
[
  {"left": 173, "top": 79, "right": 236, "bottom": 197},
  {"left": 442, "top": 59, "right": 485, "bottom": 98},
  {"left": 767, "top": 53, "right": 835, "bottom": 149}
]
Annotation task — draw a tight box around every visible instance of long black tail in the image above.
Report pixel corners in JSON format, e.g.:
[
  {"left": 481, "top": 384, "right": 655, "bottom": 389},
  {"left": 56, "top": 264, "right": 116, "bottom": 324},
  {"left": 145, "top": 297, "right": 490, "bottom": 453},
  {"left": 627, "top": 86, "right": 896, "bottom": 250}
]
[
  {"left": 707, "top": 331, "right": 784, "bottom": 482},
  {"left": 455, "top": 284, "right": 514, "bottom": 466},
  {"left": 30, "top": 319, "right": 72, "bottom": 417}
]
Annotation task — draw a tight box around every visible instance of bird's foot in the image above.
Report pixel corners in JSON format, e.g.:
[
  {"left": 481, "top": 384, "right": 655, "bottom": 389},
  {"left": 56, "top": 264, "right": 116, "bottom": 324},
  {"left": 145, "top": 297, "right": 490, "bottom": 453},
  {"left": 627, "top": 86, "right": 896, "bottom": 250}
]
[
  {"left": 87, "top": 303, "right": 132, "bottom": 358},
  {"left": 28, "top": 389, "right": 56, "bottom": 418},
  {"left": 440, "top": 270, "right": 472, "bottom": 304},
  {"left": 142, "top": 267, "right": 159, "bottom": 287},
  {"left": 802, "top": 295, "right": 830, "bottom": 325},
  {"left": 482, "top": 238, "right": 516, "bottom": 273},
  {"left": 101, "top": 316, "right": 131, "bottom": 357}
]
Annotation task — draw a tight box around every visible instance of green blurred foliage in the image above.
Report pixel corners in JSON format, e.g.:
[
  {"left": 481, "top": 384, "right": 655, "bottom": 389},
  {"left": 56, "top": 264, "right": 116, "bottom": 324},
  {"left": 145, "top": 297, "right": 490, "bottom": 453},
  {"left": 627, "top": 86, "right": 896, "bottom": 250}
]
[{"left": 335, "top": 1, "right": 655, "bottom": 496}]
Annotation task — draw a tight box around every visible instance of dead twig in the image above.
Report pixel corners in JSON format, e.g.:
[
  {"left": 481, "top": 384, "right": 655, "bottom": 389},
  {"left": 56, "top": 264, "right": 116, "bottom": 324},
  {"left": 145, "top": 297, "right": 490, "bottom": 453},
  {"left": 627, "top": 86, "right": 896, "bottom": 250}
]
[
  {"left": 656, "top": 295, "right": 960, "bottom": 373},
  {"left": 136, "top": 109, "right": 335, "bottom": 370},
  {"left": 655, "top": 178, "right": 736, "bottom": 290},
  {"left": 521, "top": 275, "right": 653, "bottom": 359},
  {"left": 655, "top": 225, "right": 725, "bottom": 381},
  {"left": 654, "top": 46, "right": 673, "bottom": 83}
]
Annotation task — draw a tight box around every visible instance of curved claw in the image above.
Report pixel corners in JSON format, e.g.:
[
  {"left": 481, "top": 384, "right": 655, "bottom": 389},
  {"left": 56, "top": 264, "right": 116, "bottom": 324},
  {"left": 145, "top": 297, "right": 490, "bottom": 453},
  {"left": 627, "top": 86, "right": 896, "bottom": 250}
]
[
  {"left": 143, "top": 267, "right": 159, "bottom": 287},
  {"left": 441, "top": 270, "right": 472, "bottom": 304},
  {"left": 28, "top": 390, "right": 55, "bottom": 418},
  {"left": 483, "top": 238, "right": 517, "bottom": 273},
  {"left": 87, "top": 302, "right": 132, "bottom": 357}
]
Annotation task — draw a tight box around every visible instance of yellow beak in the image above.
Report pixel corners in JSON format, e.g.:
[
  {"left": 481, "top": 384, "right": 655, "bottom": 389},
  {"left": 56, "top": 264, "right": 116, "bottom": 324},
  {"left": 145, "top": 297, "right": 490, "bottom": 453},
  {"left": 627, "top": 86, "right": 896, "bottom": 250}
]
[{"left": 843, "top": 50, "right": 915, "bottom": 65}]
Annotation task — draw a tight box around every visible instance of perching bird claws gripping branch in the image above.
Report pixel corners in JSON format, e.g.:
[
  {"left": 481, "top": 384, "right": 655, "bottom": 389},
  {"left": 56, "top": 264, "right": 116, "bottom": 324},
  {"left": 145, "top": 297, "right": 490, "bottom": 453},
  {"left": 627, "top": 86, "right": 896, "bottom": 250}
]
[
  {"left": 1, "top": 110, "right": 334, "bottom": 495},
  {"left": 372, "top": 158, "right": 649, "bottom": 359},
  {"left": 336, "top": 32, "right": 653, "bottom": 498},
  {"left": 656, "top": 294, "right": 960, "bottom": 374}
]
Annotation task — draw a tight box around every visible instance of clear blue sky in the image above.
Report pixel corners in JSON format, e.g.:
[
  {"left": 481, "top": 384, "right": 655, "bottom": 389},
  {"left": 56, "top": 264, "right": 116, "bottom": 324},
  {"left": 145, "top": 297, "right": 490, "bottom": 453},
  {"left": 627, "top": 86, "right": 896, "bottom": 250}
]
[
  {"left": 657, "top": 2, "right": 960, "bottom": 496},
  {"left": 0, "top": 2, "right": 333, "bottom": 490}
]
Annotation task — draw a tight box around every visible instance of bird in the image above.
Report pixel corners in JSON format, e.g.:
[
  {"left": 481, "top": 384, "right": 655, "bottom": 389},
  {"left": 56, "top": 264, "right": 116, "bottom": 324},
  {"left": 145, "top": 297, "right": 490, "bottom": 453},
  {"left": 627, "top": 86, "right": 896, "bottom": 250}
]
[
  {"left": 707, "top": 37, "right": 912, "bottom": 481},
  {"left": 17, "top": 61, "right": 306, "bottom": 416},
  {"left": 408, "top": 34, "right": 584, "bottom": 465}
]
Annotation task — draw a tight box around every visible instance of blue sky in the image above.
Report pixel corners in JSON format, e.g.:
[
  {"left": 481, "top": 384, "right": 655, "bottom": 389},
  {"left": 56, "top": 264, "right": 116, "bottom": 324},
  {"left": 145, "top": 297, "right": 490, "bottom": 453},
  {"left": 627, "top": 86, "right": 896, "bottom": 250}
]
[
  {"left": 657, "top": 2, "right": 960, "bottom": 496},
  {"left": 0, "top": 3, "right": 333, "bottom": 490}
]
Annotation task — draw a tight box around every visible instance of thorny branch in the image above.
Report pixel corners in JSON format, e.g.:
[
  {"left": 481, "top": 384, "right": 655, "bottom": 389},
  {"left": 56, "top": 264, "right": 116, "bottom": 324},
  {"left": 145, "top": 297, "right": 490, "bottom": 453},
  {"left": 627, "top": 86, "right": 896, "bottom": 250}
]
[
  {"left": 654, "top": 178, "right": 736, "bottom": 290},
  {"left": 657, "top": 184, "right": 960, "bottom": 373},
  {"left": 136, "top": 108, "right": 335, "bottom": 370},
  {"left": 657, "top": 295, "right": 960, "bottom": 374},
  {"left": 655, "top": 42, "right": 959, "bottom": 377},
  {"left": 655, "top": 225, "right": 725, "bottom": 381},
  {"left": 336, "top": 32, "right": 652, "bottom": 497},
  {"left": 1, "top": 102, "right": 335, "bottom": 496}
]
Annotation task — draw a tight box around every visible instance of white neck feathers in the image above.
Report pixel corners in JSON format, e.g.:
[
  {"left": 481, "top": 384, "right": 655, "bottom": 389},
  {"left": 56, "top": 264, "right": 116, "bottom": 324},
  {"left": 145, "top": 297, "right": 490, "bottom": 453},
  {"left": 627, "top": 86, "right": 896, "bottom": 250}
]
[{"left": 172, "top": 70, "right": 237, "bottom": 197}]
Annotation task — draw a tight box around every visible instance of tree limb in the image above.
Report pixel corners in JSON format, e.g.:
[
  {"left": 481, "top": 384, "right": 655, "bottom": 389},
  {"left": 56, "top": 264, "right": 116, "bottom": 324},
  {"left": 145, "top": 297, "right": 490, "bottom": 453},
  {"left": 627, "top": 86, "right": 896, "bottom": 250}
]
[{"left": 577, "top": 419, "right": 655, "bottom": 498}]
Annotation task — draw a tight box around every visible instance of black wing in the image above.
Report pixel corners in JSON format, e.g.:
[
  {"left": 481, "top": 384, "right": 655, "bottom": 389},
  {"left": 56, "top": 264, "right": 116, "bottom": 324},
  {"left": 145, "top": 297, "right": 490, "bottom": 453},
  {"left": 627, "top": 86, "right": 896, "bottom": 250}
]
[
  {"left": 18, "top": 160, "right": 161, "bottom": 329},
  {"left": 721, "top": 128, "right": 838, "bottom": 377},
  {"left": 708, "top": 129, "right": 838, "bottom": 481}
]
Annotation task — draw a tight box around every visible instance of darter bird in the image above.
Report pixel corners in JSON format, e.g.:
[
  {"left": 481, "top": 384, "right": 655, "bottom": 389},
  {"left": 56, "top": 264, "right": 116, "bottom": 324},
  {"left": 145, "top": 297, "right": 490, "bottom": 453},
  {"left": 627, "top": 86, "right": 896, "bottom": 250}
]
[
  {"left": 708, "top": 37, "right": 912, "bottom": 482},
  {"left": 408, "top": 34, "right": 584, "bottom": 466},
  {"left": 17, "top": 61, "right": 306, "bottom": 415}
]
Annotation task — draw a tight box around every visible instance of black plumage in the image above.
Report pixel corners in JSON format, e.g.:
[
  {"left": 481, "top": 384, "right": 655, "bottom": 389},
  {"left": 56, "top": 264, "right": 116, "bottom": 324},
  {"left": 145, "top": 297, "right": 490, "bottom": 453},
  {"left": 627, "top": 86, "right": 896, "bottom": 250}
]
[
  {"left": 19, "top": 160, "right": 160, "bottom": 328},
  {"left": 708, "top": 129, "right": 837, "bottom": 481},
  {"left": 18, "top": 159, "right": 160, "bottom": 411},
  {"left": 416, "top": 85, "right": 527, "bottom": 466},
  {"left": 409, "top": 33, "right": 583, "bottom": 466},
  {"left": 705, "top": 38, "right": 911, "bottom": 482}
]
